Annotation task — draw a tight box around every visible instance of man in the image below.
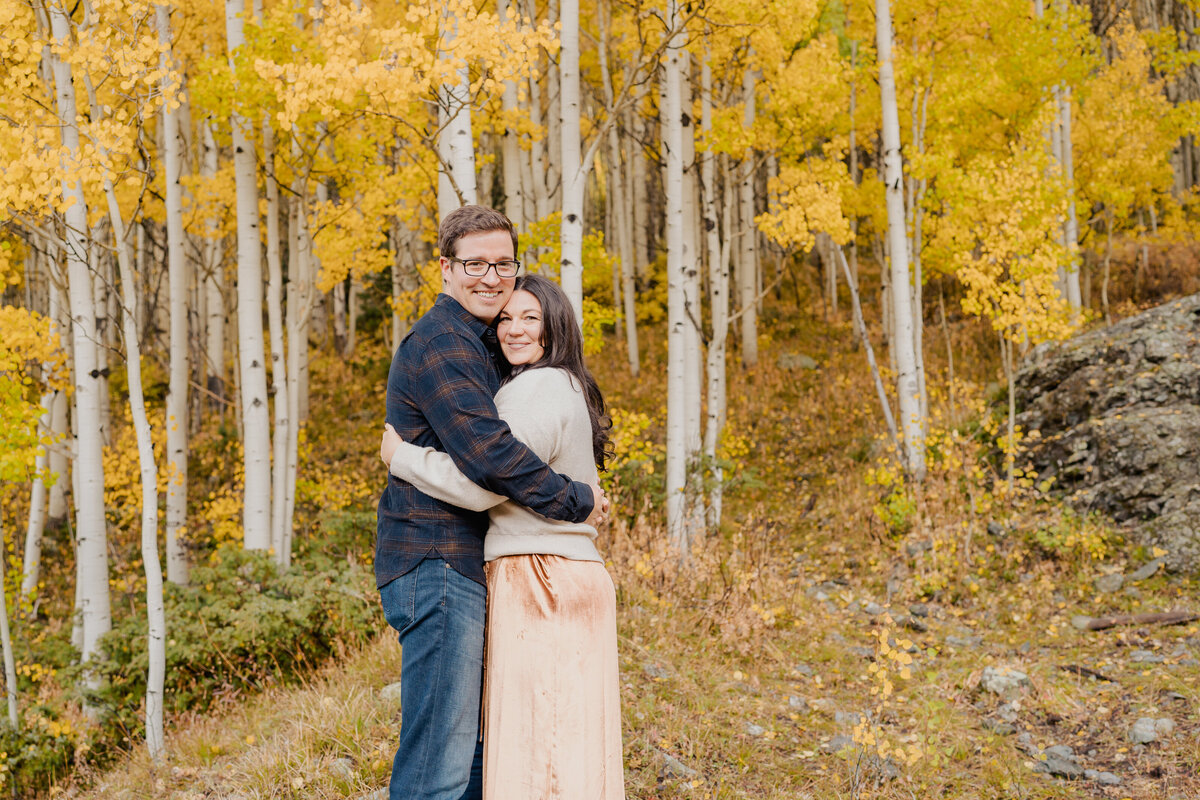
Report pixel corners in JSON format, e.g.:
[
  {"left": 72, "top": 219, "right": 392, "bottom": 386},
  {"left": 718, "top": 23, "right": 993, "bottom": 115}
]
[{"left": 377, "top": 205, "right": 607, "bottom": 800}]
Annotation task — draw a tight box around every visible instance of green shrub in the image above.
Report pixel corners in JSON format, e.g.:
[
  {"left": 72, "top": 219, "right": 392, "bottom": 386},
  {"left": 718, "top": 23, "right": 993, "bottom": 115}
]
[{"left": 87, "top": 547, "right": 381, "bottom": 749}]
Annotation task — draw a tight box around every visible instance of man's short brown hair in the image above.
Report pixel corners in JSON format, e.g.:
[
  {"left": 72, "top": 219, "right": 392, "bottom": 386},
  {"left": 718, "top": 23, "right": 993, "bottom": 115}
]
[{"left": 438, "top": 205, "right": 518, "bottom": 260}]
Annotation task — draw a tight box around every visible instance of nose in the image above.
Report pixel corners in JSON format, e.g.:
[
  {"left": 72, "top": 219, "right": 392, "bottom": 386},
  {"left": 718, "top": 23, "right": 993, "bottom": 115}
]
[
  {"left": 480, "top": 267, "right": 501, "bottom": 287},
  {"left": 506, "top": 316, "right": 525, "bottom": 337}
]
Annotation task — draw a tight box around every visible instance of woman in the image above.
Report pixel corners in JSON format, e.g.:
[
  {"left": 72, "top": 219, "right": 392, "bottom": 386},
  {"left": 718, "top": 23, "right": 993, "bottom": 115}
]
[{"left": 380, "top": 274, "right": 624, "bottom": 799}]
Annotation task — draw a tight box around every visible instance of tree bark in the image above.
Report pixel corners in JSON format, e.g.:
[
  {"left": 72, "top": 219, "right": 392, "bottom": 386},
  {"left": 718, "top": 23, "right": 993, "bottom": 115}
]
[
  {"left": 559, "top": 0, "right": 585, "bottom": 325},
  {"left": 663, "top": 0, "right": 693, "bottom": 556},
  {"left": 738, "top": 63, "right": 758, "bottom": 368},
  {"left": 226, "top": 0, "right": 273, "bottom": 550},
  {"left": 876, "top": 0, "right": 926, "bottom": 481},
  {"left": 160, "top": 10, "right": 190, "bottom": 585},
  {"left": 48, "top": 0, "right": 111, "bottom": 684}
]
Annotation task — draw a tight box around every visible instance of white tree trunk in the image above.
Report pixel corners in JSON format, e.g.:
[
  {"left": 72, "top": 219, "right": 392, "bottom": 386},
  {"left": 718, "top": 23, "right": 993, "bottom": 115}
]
[
  {"left": 680, "top": 61, "right": 703, "bottom": 491},
  {"left": 49, "top": 0, "right": 111, "bottom": 681},
  {"left": 262, "top": 99, "right": 290, "bottom": 566},
  {"left": 202, "top": 120, "right": 227, "bottom": 409},
  {"left": 22, "top": 396, "right": 50, "bottom": 602},
  {"left": 546, "top": 0, "right": 562, "bottom": 209},
  {"left": 738, "top": 65, "right": 758, "bottom": 367},
  {"left": 226, "top": 0, "right": 272, "bottom": 549},
  {"left": 0, "top": 516, "right": 17, "bottom": 729},
  {"left": 876, "top": 0, "right": 926, "bottom": 481},
  {"left": 559, "top": 0, "right": 584, "bottom": 325},
  {"left": 1060, "top": 85, "right": 1082, "bottom": 310},
  {"left": 629, "top": 109, "right": 649, "bottom": 277},
  {"left": 663, "top": 1, "right": 693, "bottom": 556},
  {"left": 500, "top": 0, "right": 525, "bottom": 230},
  {"left": 701, "top": 61, "right": 730, "bottom": 529},
  {"left": 438, "top": 12, "right": 477, "bottom": 217},
  {"left": 160, "top": 9, "right": 190, "bottom": 585}
]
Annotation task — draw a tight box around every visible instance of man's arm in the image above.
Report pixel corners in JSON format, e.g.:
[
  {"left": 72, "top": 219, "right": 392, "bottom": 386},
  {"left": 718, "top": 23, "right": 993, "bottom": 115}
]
[{"left": 415, "top": 332, "right": 594, "bottom": 523}]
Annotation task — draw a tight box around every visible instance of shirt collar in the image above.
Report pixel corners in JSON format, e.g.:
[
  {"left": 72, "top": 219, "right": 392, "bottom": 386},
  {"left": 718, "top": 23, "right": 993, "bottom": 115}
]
[{"left": 437, "top": 293, "right": 499, "bottom": 347}]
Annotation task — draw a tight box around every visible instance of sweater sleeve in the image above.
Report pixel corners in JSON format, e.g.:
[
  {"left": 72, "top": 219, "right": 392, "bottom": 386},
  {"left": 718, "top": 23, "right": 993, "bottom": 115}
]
[
  {"left": 388, "top": 442, "right": 507, "bottom": 512},
  {"left": 494, "top": 369, "right": 572, "bottom": 465}
]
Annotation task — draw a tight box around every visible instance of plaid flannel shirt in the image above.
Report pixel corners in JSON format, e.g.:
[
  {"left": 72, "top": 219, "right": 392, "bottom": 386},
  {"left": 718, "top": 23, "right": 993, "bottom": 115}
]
[{"left": 375, "top": 293, "right": 595, "bottom": 588}]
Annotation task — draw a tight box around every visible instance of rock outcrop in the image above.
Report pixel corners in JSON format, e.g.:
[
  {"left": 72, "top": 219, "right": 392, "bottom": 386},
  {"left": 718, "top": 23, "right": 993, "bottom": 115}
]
[{"left": 1015, "top": 294, "right": 1200, "bottom": 572}]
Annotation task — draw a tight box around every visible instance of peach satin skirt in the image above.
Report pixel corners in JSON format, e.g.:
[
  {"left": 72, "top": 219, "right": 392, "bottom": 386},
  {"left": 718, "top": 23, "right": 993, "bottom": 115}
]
[{"left": 483, "top": 554, "right": 625, "bottom": 800}]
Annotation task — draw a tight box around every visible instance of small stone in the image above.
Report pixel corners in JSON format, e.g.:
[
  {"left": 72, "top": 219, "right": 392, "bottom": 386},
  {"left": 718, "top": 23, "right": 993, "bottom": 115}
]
[
  {"left": 1129, "top": 717, "right": 1168, "bottom": 744},
  {"left": 946, "top": 635, "right": 981, "bottom": 648},
  {"left": 1034, "top": 753, "right": 1084, "bottom": 779},
  {"left": 862, "top": 601, "right": 885, "bottom": 616},
  {"left": 814, "top": 590, "right": 830, "bottom": 602},
  {"left": 1070, "top": 615, "right": 1093, "bottom": 630},
  {"left": 987, "top": 521, "right": 1008, "bottom": 538},
  {"left": 1123, "top": 586, "right": 1142, "bottom": 599},
  {"left": 1093, "top": 573, "right": 1125, "bottom": 593},
  {"left": 379, "top": 681, "right": 403, "bottom": 704},
  {"left": 1015, "top": 732, "right": 1037, "bottom": 753},
  {"left": 1130, "top": 650, "right": 1164, "bottom": 664},
  {"left": 905, "top": 540, "right": 933, "bottom": 557},
  {"left": 822, "top": 734, "right": 857, "bottom": 753},
  {"left": 848, "top": 645, "right": 875, "bottom": 659},
  {"left": 643, "top": 663, "right": 670, "bottom": 680},
  {"left": 980, "top": 666, "right": 1030, "bottom": 695},
  {"left": 1095, "top": 771, "right": 1123, "bottom": 786},
  {"left": 1128, "top": 557, "right": 1166, "bottom": 582},
  {"left": 777, "top": 352, "right": 819, "bottom": 370},
  {"left": 745, "top": 722, "right": 766, "bottom": 736},
  {"left": 788, "top": 695, "right": 808, "bottom": 711},
  {"left": 899, "top": 615, "right": 929, "bottom": 633},
  {"left": 997, "top": 702, "right": 1020, "bottom": 723},
  {"left": 793, "top": 662, "right": 814, "bottom": 677},
  {"left": 329, "top": 757, "right": 354, "bottom": 780},
  {"left": 1044, "top": 745, "right": 1074, "bottom": 759},
  {"left": 908, "top": 603, "right": 930, "bottom": 618},
  {"left": 1154, "top": 718, "right": 1175, "bottom": 737},
  {"left": 1084, "top": 769, "right": 1098, "bottom": 780},
  {"left": 656, "top": 750, "right": 698, "bottom": 780},
  {"left": 982, "top": 719, "right": 1016, "bottom": 736},
  {"left": 834, "top": 711, "right": 863, "bottom": 727}
]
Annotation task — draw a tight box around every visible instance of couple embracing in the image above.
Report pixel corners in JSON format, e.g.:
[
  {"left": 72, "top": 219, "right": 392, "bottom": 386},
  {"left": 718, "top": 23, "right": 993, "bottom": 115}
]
[{"left": 375, "top": 205, "right": 625, "bottom": 800}]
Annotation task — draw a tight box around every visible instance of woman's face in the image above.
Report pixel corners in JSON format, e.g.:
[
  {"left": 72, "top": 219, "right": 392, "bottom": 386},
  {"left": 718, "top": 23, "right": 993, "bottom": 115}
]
[{"left": 497, "top": 289, "right": 545, "bottom": 366}]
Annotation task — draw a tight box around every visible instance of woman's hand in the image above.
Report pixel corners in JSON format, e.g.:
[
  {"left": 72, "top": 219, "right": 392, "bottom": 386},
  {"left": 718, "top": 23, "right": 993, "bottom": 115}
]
[{"left": 380, "top": 423, "right": 403, "bottom": 466}]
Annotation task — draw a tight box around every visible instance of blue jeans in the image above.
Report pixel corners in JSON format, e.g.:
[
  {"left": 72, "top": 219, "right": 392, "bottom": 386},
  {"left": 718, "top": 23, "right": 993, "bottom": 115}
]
[{"left": 380, "top": 558, "right": 485, "bottom": 800}]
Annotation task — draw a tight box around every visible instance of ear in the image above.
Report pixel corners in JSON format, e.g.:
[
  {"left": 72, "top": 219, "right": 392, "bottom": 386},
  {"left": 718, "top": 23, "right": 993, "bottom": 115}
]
[{"left": 439, "top": 256, "right": 453, "bottom": 284}]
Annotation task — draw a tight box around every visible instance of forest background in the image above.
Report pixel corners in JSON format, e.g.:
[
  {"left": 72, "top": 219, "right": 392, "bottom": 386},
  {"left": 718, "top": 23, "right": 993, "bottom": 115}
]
[{"left": 1, "top": 0, "right": 1199, "bottom": 796}]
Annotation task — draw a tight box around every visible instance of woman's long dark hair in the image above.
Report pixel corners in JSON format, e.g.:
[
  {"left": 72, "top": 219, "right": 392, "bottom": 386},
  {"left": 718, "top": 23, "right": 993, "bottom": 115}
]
[{"left": 504, "top": 274, "right": 613, "bottom": 470}]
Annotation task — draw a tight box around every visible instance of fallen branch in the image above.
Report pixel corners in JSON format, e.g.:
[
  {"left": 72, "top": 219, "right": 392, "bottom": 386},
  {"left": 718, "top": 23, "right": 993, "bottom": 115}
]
[
  {"left": 1071, "top": 611, "right": 1198, "bottom": 631},
  {"left": 1059, "top": 664, "right": 1118, "bottom": 682}
]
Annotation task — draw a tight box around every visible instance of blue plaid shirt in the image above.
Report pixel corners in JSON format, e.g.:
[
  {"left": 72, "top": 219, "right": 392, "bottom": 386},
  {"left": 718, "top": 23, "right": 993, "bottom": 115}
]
[{"left": 376, "top": 294, "right": 595, "bottom": 588}]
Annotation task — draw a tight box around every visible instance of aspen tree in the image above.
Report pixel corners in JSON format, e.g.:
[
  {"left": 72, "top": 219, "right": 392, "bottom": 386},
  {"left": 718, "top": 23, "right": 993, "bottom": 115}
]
[
  {"left": 499, "top": 0, "right": 525, "bottom": 229},
  {"left": 160, "top": 4, "right": 189, "bottom": 585},
  {"left": 200, "top": 120, "right": 227, "bottom": 410},
  {"left": 875, "top": 0, "right": 925, "bottom": 481},
  {"left": 225, "top": 0, "right": 272, "bottom": 549},
  {"left": 438, "top": 4, "right": 478, "bottom": 215},
  {"left": 737, "top": 62, "right": 758, "bottom": 368},
  {"left": 0, "top": 516, "right": 16, "bottom": 728},
  {"left": 559, "top": 0, "right": 585, "bottom": 324},
  {"left": 663, "top": 0, "right": 694, "bottom": 555},
  {"left": 47, "top": 0, "right": 112, "bottom": 678},
  {"left": 255, "top": 0, "right": 290, "bottom": 565}
]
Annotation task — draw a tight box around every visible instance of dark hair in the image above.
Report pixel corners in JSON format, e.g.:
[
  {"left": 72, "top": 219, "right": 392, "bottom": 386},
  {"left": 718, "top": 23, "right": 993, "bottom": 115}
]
[
  {"left": 506, "top": 274, "right": 613, "bottom": 471},
  {"left": 438, "top": 205, "right": 518, "bottom": 260}
]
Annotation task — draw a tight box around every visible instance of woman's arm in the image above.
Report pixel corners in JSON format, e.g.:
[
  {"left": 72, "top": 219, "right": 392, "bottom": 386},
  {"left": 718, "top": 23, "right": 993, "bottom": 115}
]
[{"left": 381, "top": 424, "right": 507, "bottom": 512}]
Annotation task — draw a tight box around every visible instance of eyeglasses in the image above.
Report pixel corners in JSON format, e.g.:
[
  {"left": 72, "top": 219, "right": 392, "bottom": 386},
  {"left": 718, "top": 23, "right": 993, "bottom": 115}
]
[{"left": 449, "top": 257, "right": 522, "bottom": 278}]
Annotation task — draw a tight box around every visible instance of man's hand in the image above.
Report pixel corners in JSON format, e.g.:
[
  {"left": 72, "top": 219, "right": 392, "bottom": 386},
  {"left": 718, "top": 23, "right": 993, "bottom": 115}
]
[
  {"left": 381, "top": 423, "right": 404, "bottom": 467},
  {"left": 584, "top": 483, "right": 610, "bottom": 528}
]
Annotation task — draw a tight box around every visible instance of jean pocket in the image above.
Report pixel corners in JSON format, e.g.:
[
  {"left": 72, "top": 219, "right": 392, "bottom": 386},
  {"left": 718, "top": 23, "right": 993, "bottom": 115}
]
[{"left": 379, "top": 570, "right": 416, "bottom": 634}]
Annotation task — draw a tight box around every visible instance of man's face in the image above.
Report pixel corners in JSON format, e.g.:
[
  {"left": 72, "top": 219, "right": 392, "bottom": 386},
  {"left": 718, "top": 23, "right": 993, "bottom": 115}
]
[{"left": 441, "top": 229, "right": 516, "bottom": 323}]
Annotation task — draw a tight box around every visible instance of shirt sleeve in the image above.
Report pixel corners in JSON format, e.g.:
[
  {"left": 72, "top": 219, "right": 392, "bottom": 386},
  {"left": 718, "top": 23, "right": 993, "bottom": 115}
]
[
  {"left": 414, "top": 331, "right": 594, "bottom": 523},
  {"left": 388, "top": 442, "right": 506, "bottom": 512}
]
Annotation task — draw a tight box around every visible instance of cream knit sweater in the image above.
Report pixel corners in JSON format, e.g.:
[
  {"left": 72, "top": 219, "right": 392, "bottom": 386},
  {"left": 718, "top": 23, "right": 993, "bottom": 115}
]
[{"left": 388, "top": 366, "right": 602, "bottom": 563}]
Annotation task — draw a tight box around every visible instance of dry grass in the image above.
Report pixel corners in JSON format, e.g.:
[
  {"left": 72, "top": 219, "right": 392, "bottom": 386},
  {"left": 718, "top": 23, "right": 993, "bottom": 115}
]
[{"left": 67, "top": 299, "right": 1199, "bottom": 799}]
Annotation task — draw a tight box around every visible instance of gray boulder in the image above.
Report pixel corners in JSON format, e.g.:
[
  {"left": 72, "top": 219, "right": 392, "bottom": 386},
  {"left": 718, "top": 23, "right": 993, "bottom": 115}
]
[{"left": 1014, "top": 294, "right": 1200, "bottom": 572}]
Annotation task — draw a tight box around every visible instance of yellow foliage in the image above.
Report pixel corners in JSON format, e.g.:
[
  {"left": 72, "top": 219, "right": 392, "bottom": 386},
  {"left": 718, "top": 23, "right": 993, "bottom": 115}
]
[{"left": 0, "top": 306, "right": 68, "bottom": 484}]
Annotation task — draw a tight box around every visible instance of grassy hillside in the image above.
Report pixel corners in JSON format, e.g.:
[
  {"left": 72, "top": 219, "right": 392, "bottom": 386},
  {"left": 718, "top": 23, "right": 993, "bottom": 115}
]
[{"left": 57, "top": 297, "right": 1200, "bottom": 799}]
